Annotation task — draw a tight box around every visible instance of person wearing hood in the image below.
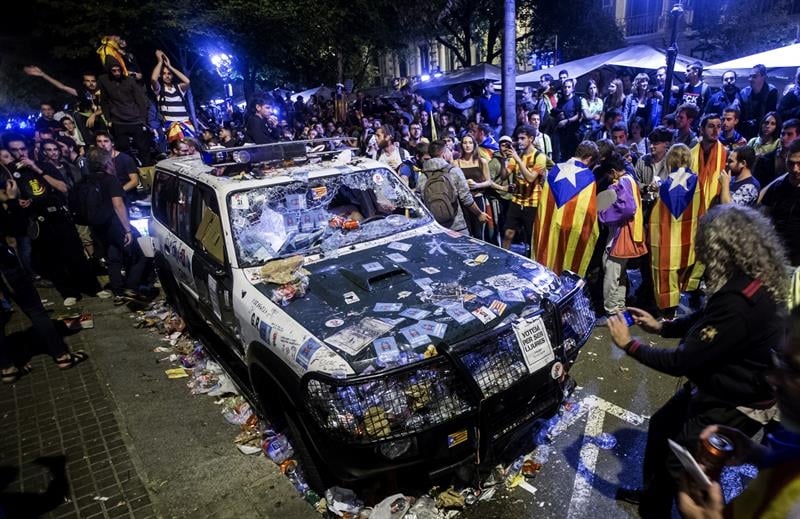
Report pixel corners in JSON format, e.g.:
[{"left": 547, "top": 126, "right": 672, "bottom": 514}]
[
  {"left": 98, "top": 56, "right": 151, "bottom": 165},
  {"left": 416, "top": 140, "right": 488, "bottom": 234}
]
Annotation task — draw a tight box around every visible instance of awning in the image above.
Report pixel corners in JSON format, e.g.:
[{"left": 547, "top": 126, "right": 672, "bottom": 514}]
[
  {"left": 290, "top": 86, "right": 333, "bottom": 103},
  {"left": 413, "top": 63, "right": 501, "bottom": 91},
  {"left": 705, "top": 43, "right": 800, "bottom": 82},
  {"left": 516, "top": 45, "right": 709, "bottom": 85}
]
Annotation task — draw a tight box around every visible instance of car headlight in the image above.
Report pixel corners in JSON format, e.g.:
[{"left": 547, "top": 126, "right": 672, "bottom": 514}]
[{"left": 303, "top": 357, "right": 474, "bottom": 444}]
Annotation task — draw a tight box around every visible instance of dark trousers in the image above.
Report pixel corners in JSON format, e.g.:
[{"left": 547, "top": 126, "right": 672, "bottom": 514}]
[
  {"left": 463, "top": 195, "right": 489, "bottom": 243},
  {"left": 486, "top": 194, "right": 509, "bottom": 247},
  {"left": 639, "top": 385, "right": 762, "bottom": 519},
  {"left": 35, "top": 215, "right": 100, "bottom": 299},
  {"left": 93, "top": 220, "right": 147, "bottom": 294},
  {"left": 111, "top": 122, "right": 151, "bottom": 166},
  {"left": 0, "top": 245, "right": 67, "bottom": 368}
]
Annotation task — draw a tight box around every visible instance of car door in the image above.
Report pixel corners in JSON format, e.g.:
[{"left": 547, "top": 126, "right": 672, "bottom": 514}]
[{"left": 189, "top": 183, "right": 240, "bottom": 355}]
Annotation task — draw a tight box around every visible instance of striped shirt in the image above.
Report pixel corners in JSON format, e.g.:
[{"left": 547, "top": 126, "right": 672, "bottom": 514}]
[
  {"left": 158, "top": 85, "right": 189, "bottom": 124},
  {"left": 507, "top": 149, "right": 546, "bottom": 207}
]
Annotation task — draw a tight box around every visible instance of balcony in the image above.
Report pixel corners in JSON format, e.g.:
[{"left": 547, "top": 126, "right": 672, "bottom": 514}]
[{"left": 617, "top": 11, "right": 664, "bottom": 37}]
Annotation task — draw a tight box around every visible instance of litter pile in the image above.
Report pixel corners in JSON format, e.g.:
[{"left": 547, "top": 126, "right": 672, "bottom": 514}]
[{"left": 129, "top": 299, "right": 608, "bottom": 518}]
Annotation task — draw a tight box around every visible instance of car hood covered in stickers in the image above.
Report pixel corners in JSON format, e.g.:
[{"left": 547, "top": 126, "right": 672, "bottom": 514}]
[{"left": 250, "top": 229, "right": 576, "bottom": 375}]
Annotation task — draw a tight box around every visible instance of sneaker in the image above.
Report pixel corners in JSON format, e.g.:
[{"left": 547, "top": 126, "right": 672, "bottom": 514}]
[
  {"left": 113, "top": 296, "right": 127, "bottom": 306},
  {"left": 63, "top": 297, "right": 78, "bottom": 307},
  {"left": 121, "top": 289, "right": 149, "bottom": 302},
  {"left": 95, "top": 290, "right": 113, "bottom": 299}
]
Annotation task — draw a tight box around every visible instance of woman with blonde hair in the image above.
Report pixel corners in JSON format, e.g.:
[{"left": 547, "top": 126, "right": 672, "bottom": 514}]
[{"left": 646, "top": 144, "right": 704, "bottom": 315}]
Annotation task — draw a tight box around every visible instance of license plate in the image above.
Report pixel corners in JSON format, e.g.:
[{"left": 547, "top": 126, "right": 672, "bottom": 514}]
[{"left": 513, "top": 316, "right": 555, "bottom": 373}]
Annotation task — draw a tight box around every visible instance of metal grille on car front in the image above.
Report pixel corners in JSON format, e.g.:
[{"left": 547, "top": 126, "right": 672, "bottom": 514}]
[
  {"left": 559, "top": 284, "right": 595, "bottom": 356},
  {"left": 303, "top": 358, "right": 474, "bottom": 444},
  {"left": 458, "top": 329, "right": 528, "bottom": 398},
  {"left": 456, "top": 308, "right": 559, "bottom": 399}
]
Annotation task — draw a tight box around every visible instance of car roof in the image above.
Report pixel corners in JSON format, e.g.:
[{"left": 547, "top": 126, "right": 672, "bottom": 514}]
[{"left": 156, "top": 153, "right": 390, "bottom": 197}]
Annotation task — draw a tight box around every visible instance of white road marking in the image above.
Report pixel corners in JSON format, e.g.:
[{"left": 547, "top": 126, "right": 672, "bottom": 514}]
[{"left": 558, "top": 395, "right": 648, "bottom": 518}]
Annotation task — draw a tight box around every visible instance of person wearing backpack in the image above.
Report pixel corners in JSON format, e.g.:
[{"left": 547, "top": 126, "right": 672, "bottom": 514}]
[
  {"left": 416, "top": 140, "right": 488, "bottom": 234},
  {"left": 83, "top": 147, "right": 148, "bottom": 303},
  {"left": 150, "top": 50, "right": 192, "bottom": 132}
]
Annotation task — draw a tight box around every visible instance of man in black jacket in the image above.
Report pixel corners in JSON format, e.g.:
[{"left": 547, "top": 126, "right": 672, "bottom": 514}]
[
  {"left": 98, "top": 57, "right": 151, "bottom": 165},
  {"left": 740, "top": 64, "right": 779, "bottom": 140}
]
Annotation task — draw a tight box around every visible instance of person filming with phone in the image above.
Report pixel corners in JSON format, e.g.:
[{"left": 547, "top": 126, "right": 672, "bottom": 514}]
[{"left": 607, "top": 204, "right": 788, "bottom": 518}]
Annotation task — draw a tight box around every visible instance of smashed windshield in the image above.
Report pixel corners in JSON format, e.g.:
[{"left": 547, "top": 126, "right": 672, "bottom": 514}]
[{"left": 228, "top": 168, "right": 431, "bottom": 267}]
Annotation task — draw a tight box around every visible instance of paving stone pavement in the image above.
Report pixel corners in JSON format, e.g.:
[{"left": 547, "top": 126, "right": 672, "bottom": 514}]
[{"left": 0, "top": 316, "right": 155, "bottom": 519}]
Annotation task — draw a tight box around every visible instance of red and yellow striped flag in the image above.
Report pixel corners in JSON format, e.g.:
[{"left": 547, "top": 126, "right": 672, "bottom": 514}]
[
  {"left": 534, "top": 158, "right": 598, "bottom": 276},
  {"left": 691, "top": 141, "right": 725, "bottom": 210},
  {"left": 649, "top": 167, "right": 703, "bottom": 309}
]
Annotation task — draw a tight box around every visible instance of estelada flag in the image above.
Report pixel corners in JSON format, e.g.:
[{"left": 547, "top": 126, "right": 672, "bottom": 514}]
[
  {"left": 534, "top": 158, "right": 598, "bottom": 276},
  {"left": 649, "top": 167, "right": 703, "bottom": 309},
  {"left": 691, "top": 141, "right": 725, "bottom": 210}
]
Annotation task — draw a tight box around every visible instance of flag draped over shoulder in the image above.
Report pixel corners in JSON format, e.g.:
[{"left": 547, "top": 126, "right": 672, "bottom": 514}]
[
  {"left": 649, "top": 167, "right": 703, "bottom": 309},
  {"left": 691, "top": 141, "right": 725, "bottom": 209},
  {"left": 535, "top": 158, "right": 598, "bottom": 276}
]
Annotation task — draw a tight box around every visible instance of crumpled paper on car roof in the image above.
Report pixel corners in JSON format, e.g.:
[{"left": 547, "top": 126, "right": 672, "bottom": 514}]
[{"left": 260, "top": 255, "right": 310, "bottom": 285}]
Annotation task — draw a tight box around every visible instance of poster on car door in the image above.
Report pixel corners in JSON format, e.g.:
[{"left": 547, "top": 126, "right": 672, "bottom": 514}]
[{"left": 513, "top": 316, "right": 554, "bottom": 374}]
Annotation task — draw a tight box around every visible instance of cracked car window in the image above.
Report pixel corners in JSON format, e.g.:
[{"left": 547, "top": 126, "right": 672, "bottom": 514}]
[{"left": 228, "top": 169, "right": 431, "bottom": 267}]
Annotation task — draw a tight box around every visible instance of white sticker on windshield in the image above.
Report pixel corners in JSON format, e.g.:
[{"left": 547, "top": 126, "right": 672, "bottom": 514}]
[
  {"left": 362, "top": 262, "right": 384, "bottom": 272},
  {"left": 514, "top": 316, "right": 555, "bottom": 374},
  {"left": 231, "top": 193, "right": 249, "bottom": 210},
  {"left": 285, "top": 193, "right": 306, "bottom": 211}
]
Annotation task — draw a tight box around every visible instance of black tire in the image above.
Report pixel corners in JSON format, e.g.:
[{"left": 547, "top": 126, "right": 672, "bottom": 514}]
[{"left": 283, "top": 410, "right": 329, "bottom": 494}]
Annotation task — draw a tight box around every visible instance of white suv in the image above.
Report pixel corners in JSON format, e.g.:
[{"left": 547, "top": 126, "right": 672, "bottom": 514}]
[{"left": 149, "top": 142, "right": 595, "bottom": 490}]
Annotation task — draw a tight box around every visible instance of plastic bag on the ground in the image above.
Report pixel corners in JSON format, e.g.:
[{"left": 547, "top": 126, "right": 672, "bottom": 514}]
[{"left": 325, "top": 486, "right": 363, "bottom": 517}]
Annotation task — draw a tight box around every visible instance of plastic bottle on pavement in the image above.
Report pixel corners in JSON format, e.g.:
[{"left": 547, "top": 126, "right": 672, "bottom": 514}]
[{"left": 265, "top": 433, "right": 295, "bottom": 464}]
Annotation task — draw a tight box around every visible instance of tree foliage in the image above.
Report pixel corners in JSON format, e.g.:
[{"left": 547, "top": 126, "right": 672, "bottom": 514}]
[
  {"left": 521, "top": 0, "right": 625, "bottom": 63},
  {"left": 688, "top": 0, "right": 800, "bottom": 62}
]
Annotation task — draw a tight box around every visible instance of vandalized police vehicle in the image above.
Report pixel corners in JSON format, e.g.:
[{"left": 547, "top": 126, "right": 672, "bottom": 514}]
[{"left": 150, "top": 141, "right": 595, "bottom": 489}]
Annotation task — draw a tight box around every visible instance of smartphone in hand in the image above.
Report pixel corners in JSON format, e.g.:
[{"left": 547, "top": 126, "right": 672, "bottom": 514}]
[{"left": 621, "top": 310, "right": 635, "bottom": 327}]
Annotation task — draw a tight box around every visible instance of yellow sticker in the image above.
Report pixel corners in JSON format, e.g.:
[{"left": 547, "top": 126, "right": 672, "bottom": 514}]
[
  {"left": 474, "top": 254, "right": 489, "bottom": 264},
  {"left": 447, "top": 429, "right": 469, "bottom": 448},
  {"left": 699, "top": 326, "right": 718, "bottom": 342}
]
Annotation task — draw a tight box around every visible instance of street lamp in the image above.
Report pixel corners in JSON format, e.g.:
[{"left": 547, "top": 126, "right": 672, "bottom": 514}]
[
  {"left": 211, "top": 53, "right": 234, "bottom": 98},
  {"left": 662, "top": 1, "right": 685, "bottom": 116}
]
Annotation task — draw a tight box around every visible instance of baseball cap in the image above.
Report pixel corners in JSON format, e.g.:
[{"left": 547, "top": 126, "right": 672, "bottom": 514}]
[{"left": 498, "top": 135, "right": 513, "bottom": 144}]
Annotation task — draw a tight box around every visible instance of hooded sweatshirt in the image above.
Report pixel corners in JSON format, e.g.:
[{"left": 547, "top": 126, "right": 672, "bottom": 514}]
[{"left": 98, "top": 56, "right": 148, "bottom": 125}]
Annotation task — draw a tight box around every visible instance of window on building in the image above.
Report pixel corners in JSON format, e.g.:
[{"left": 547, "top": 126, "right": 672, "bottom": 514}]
[{"left": 419, "top": 45, "right": 430, "bottom": 74}]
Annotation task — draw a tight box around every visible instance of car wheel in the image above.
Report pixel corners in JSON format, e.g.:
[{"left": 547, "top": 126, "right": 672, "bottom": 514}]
[{"left": 283, "top": 409, "right": 329, "bottom": 495}]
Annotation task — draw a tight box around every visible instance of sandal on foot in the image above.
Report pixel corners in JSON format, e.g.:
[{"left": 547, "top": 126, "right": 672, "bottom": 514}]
[{"left": 55, "top": 351, "right": 89, "bottom": 370}]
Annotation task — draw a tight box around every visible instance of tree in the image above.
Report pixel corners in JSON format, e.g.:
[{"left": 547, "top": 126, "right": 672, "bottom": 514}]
[
  {"left": 521, "top": 0, "right": 625, "bottom": 63},
  {"left": 687, "top": 0, "right": 800, "bottom": 62}
]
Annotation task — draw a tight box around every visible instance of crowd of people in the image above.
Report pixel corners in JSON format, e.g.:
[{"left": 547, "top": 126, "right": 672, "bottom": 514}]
[{"left": 1, "top": 37, "right": 800, "bottom": 516}]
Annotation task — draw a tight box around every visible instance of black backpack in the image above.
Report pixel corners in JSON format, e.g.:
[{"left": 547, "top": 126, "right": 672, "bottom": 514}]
[
  {"left": 69, "top": 173, "right": 113, "bottom": 226},
  {"left": 423, "top": 166, "right": 458, "bottom": 228}
]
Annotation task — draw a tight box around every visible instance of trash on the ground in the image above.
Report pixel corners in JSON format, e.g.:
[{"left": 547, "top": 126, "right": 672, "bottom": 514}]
[
  {"left": 165, "top": 367, "right": 189, "bottom": 379},
  {"left": 435, "top": 487, "right": 465, "bottom": 509},
  {"left": 92, "top": 496, "right": 110, "bottom": 502},
  {"left": 406, "top": 495, "right": 439, "bottom": 518},
  {"left": 370, "top": 493, "right": 411, "bottom": 518},
  {"left": 236, "top": 444, "right": 262, "bottom": 455},
  {"left": 517, "top": 480, "right": 538, "bottom": 496},
  {"left": 325, "top": 486, "right": 364, "bottom": 517}
]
